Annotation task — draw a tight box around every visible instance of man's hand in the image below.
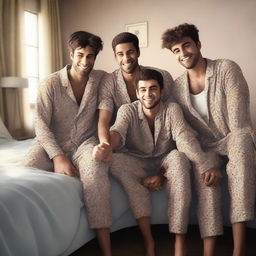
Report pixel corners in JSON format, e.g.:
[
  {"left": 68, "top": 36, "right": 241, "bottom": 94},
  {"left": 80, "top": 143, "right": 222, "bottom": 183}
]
[
  {"left": 53, "top": 154, "right": 78, "bottom": 177},
  {"left": 201, "top": 169, "right": 222, "bottom": 187},
  {"left": 92, "top": 142, "right": 112, "bottom": 162},
  {"left": 142, "top": 174, "right": 165, "bottom": 191}
]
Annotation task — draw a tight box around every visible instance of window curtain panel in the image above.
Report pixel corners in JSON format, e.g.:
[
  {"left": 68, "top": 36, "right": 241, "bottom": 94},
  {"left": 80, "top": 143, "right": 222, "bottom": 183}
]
[
  {"left": 0, "top": 0, "right": 27, "bottom": 139},
  {"left": 39, "top": 0, "right": 63, "bottom": 78},
  {"left": 21, "top": 0, "right": 63, "bottom": 137},
  {"left": 23, "top": 0, "right": 63, "bottom": 138},
  {"left": 0, "top": 0, "right": 63, "bottom": 139}
]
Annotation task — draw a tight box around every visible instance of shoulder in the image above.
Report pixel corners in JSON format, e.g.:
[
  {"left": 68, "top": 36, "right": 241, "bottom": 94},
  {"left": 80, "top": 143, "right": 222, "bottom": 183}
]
[
  {"left": 90, "top": 70, "right": 109, "bottom": 83},
  {"left": 119, "top": 101, "right": 139, "bottom": 113},
  {"left": 174, "top": 71, "right": 187, "bottom": 85},
  {"left": 209, "top": 58, "right": 242, "bottom": 73},
  {"left": 39, "top": 68, "right": 63, "bottom": 92},
  {"left": 101, "top": 69, "right": 119, "bottom": 85},
  {"left": 165, "top": 101, "right": 182, "bottom": 112}
]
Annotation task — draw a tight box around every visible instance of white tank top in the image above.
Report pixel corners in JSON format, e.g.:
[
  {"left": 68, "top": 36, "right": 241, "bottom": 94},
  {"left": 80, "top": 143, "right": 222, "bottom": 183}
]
[{"left": 190, "top": 90, "right": 209, "bottom": 122}]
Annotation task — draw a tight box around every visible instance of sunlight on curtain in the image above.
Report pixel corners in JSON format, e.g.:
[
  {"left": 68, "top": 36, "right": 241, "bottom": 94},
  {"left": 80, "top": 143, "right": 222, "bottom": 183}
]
[
  {"left": 39, "top": 0, "right": 63, "bottom": 78},
  {"left": 22, "top": 0, "right": 63, "bottom": 137},
  {"left": 0, "top": 0, "right": 27, "bottom": 138}
]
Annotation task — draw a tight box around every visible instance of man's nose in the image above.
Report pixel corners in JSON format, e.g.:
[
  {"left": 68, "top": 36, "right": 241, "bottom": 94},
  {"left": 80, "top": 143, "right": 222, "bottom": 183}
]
[
  {"left": 123, "top": 54, "right": 130, "bottom": 62},
  {"left": 145, "top": 89, "right": 152, "bottom": 97},
  {"left": 180, "top": 47, "right": 187, "bottom": 57},
  {"left": 81, "top": 56, "right": 89, "bottom": 65}
]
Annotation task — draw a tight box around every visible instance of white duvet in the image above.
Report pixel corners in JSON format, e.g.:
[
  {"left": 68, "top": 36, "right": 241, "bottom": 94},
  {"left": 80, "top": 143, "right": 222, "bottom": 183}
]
[
  {"left": 0, "top": 139, "right": 94, "bottom": 256},
  {"left": 0, "top": 139, "right": 158, "bottom": 256}
]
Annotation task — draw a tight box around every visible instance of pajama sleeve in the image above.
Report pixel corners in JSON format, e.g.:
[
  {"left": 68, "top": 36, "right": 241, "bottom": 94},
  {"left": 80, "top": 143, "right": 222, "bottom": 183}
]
[
  {"left": 169, "top": 102, "right": 218, "bottom": 173},
  {"left": 110, "top": 104, "right": 131, "bottom": 149},
  {"left": 98, "top": 73, "right": 115, "bottom": 113},
  {"left": 35, "top": 77, "right": 64, "bottom": 159}
]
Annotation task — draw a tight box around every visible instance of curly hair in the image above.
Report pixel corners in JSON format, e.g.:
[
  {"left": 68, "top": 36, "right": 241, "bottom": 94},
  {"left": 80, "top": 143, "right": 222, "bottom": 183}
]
[
  {"left": 68, "top": 31, "right": 103, "bottom": 56},
  {"left": 135, "top": 69, "right": 163, "bottom": 90},
  {"left": 112, "top": 32, "right": 139, "bottom": 52},
  {"left": 161, "top": 23, "right": 199, "bottom": 50}
]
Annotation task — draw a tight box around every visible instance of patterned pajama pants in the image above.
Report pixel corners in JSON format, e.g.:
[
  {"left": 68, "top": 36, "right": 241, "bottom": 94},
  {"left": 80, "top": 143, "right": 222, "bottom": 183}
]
[
  {"left": 110, "top": 149, "right": 191, "bottom": 234},
  {"left": 194, "top": 132, "right": 256, "bottom": 238},
  {"left": 23, "top": 141, "right": 111, "bottom": 229}
]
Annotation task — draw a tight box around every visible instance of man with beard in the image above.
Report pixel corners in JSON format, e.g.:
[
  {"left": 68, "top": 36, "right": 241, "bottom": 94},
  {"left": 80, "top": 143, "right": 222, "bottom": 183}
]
[
  {"left": 23, "top": 31, "right": 112, "bottom": 255},
  {"left": 161, "top": 23, "right": 256, "bottom": 256},
  {"left": 94, "top": 32, "right": 173, "bottom": 162},
  {"left": 96, "top": 68, "right": 219, "bottom": 256}
]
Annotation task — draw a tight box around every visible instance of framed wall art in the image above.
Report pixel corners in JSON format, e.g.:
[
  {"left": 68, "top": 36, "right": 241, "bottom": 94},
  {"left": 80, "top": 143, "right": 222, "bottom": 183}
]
[{"left": 125, "top": 21, "right": 148, "bottom": 48}]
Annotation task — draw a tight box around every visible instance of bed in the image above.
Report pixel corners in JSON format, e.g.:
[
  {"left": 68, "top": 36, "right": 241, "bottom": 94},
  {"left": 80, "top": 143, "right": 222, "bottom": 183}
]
[
  {"left": 0, "top": 118, "right": 255, "bottom": 256},
  {"left": 0, "top": 117, "right": 170, "bottom": 256}
]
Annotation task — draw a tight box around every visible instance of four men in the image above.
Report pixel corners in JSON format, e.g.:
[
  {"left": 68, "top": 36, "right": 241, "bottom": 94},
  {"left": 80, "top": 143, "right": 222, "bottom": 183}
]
[{"left": 24, "top": 24, "right": 255, "bottom": 256}]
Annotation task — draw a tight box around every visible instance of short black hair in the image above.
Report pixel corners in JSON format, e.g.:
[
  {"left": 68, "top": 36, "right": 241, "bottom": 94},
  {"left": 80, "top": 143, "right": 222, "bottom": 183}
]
[
  {"left": 162, "top": 23, "right": 199, "bottom": 50},
  {"left": 136, "top": 69, "right": 164, "bottom": 90},
  {"left": 112, "top": 32, "right": 139, "bottom": 52},
  {"left": 68, "top": 31, "right": 103, "bottom": 56}
]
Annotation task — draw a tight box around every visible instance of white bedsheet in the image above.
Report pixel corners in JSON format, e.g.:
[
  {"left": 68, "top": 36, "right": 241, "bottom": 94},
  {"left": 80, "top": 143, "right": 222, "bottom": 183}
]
[
  {"left": 0, "top": 139, "right": 163, "bottom": 256},
  {"left": 0, "top": 139, "right": 94, "bottom": 256},
  {"left": 1, "top": 139, "right": 255, "bottom": 256}
]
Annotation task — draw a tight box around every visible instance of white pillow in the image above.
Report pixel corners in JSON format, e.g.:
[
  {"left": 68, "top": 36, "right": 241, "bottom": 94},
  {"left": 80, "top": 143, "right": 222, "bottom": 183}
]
[{"left": 0, "top": 117, "right": 12, "bottom": 139}]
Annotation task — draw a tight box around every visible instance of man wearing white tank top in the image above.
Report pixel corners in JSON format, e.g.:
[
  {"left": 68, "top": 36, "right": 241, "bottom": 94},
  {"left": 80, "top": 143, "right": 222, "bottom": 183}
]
[{"left": 162, "top": 23, "right": 256, "bottom": 256}]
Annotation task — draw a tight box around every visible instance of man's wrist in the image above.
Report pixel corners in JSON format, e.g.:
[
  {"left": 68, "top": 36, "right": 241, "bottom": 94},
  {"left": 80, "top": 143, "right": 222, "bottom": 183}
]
[{"left": 53, "top": 154, "right": 65, "bottom": 162}]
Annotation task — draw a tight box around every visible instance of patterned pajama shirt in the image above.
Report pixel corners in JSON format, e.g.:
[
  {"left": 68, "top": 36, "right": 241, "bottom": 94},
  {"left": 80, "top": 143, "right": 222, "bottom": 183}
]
[
  {"left": 98, "top": 65, "right": 174, "bottom": 117},
  {"left": 110, "top": 101, "right": 217, "bottom": 234},
  {"left": 23, "top": 65, "right": 112, "bottom": 228},
  {"left": 173, "top": 58, "right": 256, "bottom": 238}
]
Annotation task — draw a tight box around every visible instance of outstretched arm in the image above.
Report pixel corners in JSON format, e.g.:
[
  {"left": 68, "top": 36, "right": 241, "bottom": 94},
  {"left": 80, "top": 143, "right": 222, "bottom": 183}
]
[{"left": 93, "top": 109, "right": 113, "bottom": 161}]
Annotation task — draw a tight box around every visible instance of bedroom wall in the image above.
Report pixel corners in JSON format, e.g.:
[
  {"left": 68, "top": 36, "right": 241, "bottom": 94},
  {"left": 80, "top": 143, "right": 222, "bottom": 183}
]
[{"left": 59, "top": 0, "right": 256, "bottom": 127}]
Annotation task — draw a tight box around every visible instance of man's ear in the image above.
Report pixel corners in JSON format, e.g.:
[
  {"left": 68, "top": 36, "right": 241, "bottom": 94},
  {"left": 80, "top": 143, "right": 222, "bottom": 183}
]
[
  {"left": 136, "top": 89, "right": 139, "bottom": 99},
  {"left": 70, "top": 51, "right": 74, "bottom": 61},
  {"left": 137, "top": 49, "right": 140, "bottom": 57},
  {"left": 197, "top": 41, "right": 201, "bottom": 50}
]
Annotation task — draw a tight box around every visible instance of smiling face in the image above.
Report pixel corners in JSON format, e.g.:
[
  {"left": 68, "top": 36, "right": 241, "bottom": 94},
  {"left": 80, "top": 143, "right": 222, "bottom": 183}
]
[
  {"left": 114, "top": 42, "right": 140, "bottom": 74},
  {"left": 171, "top": 37, "right": 202, "bottom": 69},
  {"left": 136, "top": 79, "right": 163, "bottom": 110},
  {"left": 70, "top": 46, "right": 96, "bottom": 77}
]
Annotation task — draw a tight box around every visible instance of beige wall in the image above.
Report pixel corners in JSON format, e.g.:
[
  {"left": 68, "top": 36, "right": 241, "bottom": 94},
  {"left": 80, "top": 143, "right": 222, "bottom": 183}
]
[{"left": 59, "top": 0, "right": 256, "bottom": 126}]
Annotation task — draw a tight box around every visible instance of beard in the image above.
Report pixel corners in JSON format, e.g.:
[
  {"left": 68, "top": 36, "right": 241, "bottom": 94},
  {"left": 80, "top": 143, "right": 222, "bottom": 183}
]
[
  {"left": 73, "top": 63, "right": 93, "bottom": 77},
  {"left": 141, "top": 97, "right": 161, "bottom": 110},
  {"left": 180, "top": 53, "right": 200, "bottom": 70},
  {"left": 120, "top": 60, "right": 139, "bottom": 74}
]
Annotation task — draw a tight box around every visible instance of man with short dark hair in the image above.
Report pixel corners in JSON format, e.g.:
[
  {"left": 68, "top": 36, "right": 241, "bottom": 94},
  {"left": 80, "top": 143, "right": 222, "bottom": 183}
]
[
  {"left": 23, "top": 31, "right": 112, "bottom": 255},
  {"left": 94, "top": 32, "right": 173, "bottom": 162},
  {"left": 96, "top": 68, "right": 220, "bottom": 256},
  {"left": 162, "top": 23, "right": 256, "bottom": 256}
]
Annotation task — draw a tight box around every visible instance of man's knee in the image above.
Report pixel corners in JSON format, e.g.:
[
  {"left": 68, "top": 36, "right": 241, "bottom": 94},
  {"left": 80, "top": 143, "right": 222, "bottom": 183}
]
[
  {"left": 23, "top": 143, "right": 53, "bottom": 171},
  {"left": 163, "top": 150, "right": 191, "bottom": 174}
]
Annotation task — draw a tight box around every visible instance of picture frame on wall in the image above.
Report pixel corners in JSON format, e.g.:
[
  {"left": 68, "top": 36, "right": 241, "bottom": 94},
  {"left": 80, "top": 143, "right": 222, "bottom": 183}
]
[{"left": 125, "top": 21, "right": 148, "bottom": 48}]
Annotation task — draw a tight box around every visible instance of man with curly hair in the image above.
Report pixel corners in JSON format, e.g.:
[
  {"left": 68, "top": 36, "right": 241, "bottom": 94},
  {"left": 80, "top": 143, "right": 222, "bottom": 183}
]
[{"left": 162, "top": 23, "right": 256, "bottom": 256}]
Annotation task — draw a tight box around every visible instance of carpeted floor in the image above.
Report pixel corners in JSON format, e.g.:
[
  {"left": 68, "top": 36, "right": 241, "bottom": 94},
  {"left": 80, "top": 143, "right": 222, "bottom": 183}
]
[{"left": 70, "top": 225, "right": 256, "bottom": 256}]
